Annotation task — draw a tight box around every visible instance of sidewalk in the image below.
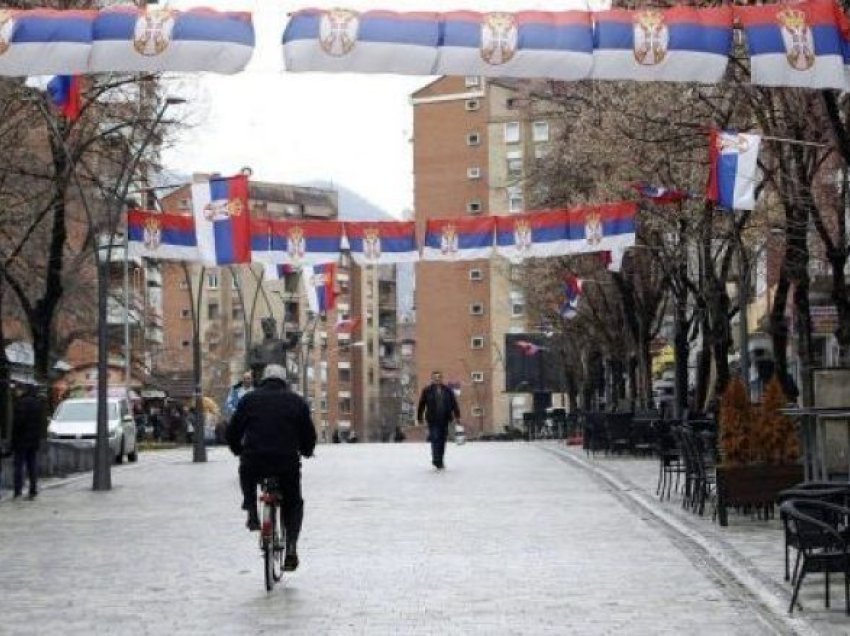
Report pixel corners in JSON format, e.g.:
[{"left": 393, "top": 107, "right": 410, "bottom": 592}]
[{"left": 547, "top": 443, "right": 847, "bottom": 635}]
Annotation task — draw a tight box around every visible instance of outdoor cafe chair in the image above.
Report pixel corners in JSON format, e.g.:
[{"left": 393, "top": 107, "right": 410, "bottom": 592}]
[
  {"left": 679, "top": 426, "right": 716, "bottom": 516},
  {"left": 603, "top": 412, "right": 632, "bottom": 455},
  {"left": 656, "top": 421, "right": 685, "bottom": 500},
  {"left": 780, "top": 499, "right": 850, "bottom": 615}
]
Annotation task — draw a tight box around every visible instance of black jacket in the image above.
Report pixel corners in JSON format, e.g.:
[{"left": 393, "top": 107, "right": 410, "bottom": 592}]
[
  {"left": 417, "top": 383, "right": 460, "bottom": 427},
  {"left": 226, "top": 380, "right": 316, "bottom": 467},
  {"left": 12, "top": 392, "right": 47, "bottom": 451}
]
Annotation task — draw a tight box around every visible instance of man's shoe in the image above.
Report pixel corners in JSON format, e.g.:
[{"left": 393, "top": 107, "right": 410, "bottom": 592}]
[
  {"left": 246, "top": 511, "right": 260, "bottom": 532},
  {"left": 284, "top": 549, "right": 299, "bottom": 572}
]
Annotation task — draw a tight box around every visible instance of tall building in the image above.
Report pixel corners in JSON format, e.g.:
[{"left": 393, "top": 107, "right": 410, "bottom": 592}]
[{"left": 411, "top": 77, "right": 554, "bottom": 435}]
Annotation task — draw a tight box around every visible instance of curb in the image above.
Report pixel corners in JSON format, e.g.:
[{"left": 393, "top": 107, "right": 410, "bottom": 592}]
[{"left": 544, "top": 444, "right": 819, "bottom": 636}]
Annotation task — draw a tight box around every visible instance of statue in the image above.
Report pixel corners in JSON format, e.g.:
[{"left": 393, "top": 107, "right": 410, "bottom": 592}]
[{"left": 249, "top": 317, "right": 290, "bottom": 378}]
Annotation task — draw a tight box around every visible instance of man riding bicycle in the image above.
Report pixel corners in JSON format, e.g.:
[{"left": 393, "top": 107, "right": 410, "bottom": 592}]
[{"left": 226, "top": 364, "right": 316, "bottom": 571}]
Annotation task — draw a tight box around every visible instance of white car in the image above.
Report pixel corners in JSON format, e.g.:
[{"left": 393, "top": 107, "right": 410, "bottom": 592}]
[{"left": 48, "top": 397, "right": 138, "bottom": 464}]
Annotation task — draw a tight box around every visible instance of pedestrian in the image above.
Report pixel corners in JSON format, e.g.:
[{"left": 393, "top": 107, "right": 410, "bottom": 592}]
[
  {"left": 226, "top": 364, "right": 316, "bottom": 572},
  {"left": 11, "top": 384, "right": 47, "bottom": 499},
  {"left": 417, "top": 371, "right": 460, "bottom": 470},
  {"left": 225, "top": 370, "right": 254, "bottom": 422}
]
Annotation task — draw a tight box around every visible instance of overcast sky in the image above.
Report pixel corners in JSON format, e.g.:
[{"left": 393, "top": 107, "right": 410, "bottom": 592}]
[{"left": 163, "top": 0, "right": 588, "bottom": 217}]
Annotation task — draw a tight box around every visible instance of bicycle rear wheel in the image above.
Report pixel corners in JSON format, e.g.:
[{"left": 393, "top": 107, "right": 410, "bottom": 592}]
[{"left": 262, "top": 502, "right": 280, "bottom": 591}]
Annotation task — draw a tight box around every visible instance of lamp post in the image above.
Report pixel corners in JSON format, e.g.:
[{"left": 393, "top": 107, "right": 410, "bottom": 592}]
[{"left": 93, "top": 96, "right": 186, "bottom": 490}]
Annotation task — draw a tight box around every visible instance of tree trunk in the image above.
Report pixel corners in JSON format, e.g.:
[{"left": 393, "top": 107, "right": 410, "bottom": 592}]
[
  {"left": 795, "top": 277, "right": 815, "bottom": 407},
  {"left": 828, "top": 250, "right": 850, "bottom": 366},
  {"left": 770, "top": 272, "right": 792, "bottom": 385}
]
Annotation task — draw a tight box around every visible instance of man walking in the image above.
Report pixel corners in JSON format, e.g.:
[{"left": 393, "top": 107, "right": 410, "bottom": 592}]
[
  {"left": 417, "top": 371, "right": 460, "bottom": 470},
  {"left": 12, "top": 384, "right": 47, "bottom": 499},
  {"left": 224, "top": 370, "right": 254, "bottom": 422}
]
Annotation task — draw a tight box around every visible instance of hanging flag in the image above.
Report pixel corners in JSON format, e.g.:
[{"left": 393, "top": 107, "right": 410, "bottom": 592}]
[
  {"left": 515, "top": 340, "right": 545, "bottom": 356},
  {"left": 335, "top": 315, "right": 360, "bottom": 334},
  {"left": 89, "top": 7, "right": 254, "bottom": 74},
  {"left": 434, "top": 10, "right": 593, "bottom": 81},
  {"left": 47, "top": 75, "right": 82, "bottom": 121},
  {"left": 421, "top": 217, "right": 495, "bottom": 262},
  {"left": 592, "top": 6, "right": 733, "bottom": 83},
  {"left": 559, "top": 274, "right": 583, "bottom": 319},
  {"left": 345, "top": 221, "right": 419, "bottom": 265},
  {"left": 191, "top": 174, "right": 251, "bottom": 266},
  {"left": 262, "top": 262, "right": 298, "bottom": 281},
  {"left": 0, "top": 10, "right": 93, "bottom": 77},
  {"left": 494, "top": 210, "right": 570, "bottom": 263},
  {"left": 631, "top": 182, "right": 689, "bottom": 204},
  {"left": 283, "top": 9, "right": 439, "bottom": 75},
  {"left": 253, "top": 219, "right": 343, "bottom": 267},
  {"left": 127, "top": 209, "right": 199, "bottom": 262},
  {"left": 737, "top": 0, "right": 845, "bottom": 90},
  {"left": 565, "top": 202, "right": 638, "bottom": 260},
  {"left": 304, "top": 263, "right": 337, "bottom": 314},
  {"left": 707, "top": 129, "right": 761, "bottom": 211}
]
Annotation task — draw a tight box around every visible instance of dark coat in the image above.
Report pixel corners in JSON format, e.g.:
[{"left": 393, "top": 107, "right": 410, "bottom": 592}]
[
  {"left": 226, "top": 379, "right": 316, "bottom": 468},
  {"left": 12, "top": 392, "right": 47, "bottom": 451},
  {"left": 417, "top": 383, "right": 460, "bottom": 428}
]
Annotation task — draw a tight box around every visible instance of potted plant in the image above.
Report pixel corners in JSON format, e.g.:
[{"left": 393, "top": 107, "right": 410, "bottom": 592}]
[{"left": 715, "top": 375, "right": 802, "bottom": 526}]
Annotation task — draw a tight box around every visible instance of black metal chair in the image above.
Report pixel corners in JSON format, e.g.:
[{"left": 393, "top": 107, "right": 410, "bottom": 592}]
[
  {"left": 656, "top": 421, "right": 685, "bottom": 500},
  {"left": 780, "top": 499, "right": 850, "bottom": 615},
  {"left": 603, "top": 412, "right": 632, "bottom": 455},
  {"left": 679, "top": 426, "right": 716, "bottom": 515}
]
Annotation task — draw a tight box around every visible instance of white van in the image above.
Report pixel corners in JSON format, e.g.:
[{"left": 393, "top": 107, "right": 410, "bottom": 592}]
[{"left": 48, "top": 397, "right": 138, "bottom": 464}]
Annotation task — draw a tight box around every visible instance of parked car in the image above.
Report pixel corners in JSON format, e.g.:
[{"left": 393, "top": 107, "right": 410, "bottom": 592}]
[{"left": 47, "top": 397, "right": 138, "bottom": 464}]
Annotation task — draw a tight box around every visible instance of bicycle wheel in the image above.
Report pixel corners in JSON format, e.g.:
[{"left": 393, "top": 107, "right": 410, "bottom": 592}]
[
  {"left": 272, "top": 517, "right": 285, "bottom": 583},
  {"left": 262, "top": 502, "right": 278, "bottom": 591}
]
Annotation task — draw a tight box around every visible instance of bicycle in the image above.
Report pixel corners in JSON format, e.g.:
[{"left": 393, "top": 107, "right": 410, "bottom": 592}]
[{"left": 258, "top": 476, "right": 285, "bottom": 591}]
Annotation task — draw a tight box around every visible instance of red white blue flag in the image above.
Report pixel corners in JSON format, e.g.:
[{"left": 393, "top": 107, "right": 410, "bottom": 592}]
[
  {"left": 127, "top": 209, "right": 199, "bottom": 262},
  {"left": 707, "top": 129, "right": 761, "bottom": 211},
  {"left": 304, "top": 263, "right": 337, "bottom": 314},
  {"left": 421, "top": 217, "right": 495, "bottom": 262},
  {"left": 191, "top": 174, "right": 251, "bottom": 266},
  {"left": 559, "top": 274, "right": 583, "bottom": 319},
  {"left": 515, "top": 340, "right": 544, "bottom": 356},
  {"left": 345, "top": 221, "right": 419, "bottom": 265},
  {"left": 737, "top": 0, "right": 845, "bottom": 90},
  {"left": 495, "top": 210, "right": 570, "bottom": 263},
  {"left": 47, "top": 75, "right": 82, "bottom": 121},
  {"left": 631, "top": 182, "right": 689, "bottom": 204},
  {"left": 253, "top": 219, "right": 342, "bottom": 267},
  {"left": 592, "top": 6, "right": 733, "bottom": 83},
  {"left": 0, "top": 10, "right": 93, "bottom": 76}
]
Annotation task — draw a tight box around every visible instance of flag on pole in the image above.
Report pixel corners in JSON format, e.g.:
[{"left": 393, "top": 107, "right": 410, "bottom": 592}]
[
  {"left": 191, "top": 174, "right": 252, "bottom": 265},
  {"left": 304, "top": 263, "right": 337, "bottom": 314},
  {"left": 263, "top": 262, "right": 298, "bottom": 281},
  {"left": 127, "top": 209, "right": 199, "bottom": 261},
  {"left": 707, "top": 128, "right": 761, "bottom": 211},
  {"left": 515, "top": 340, "right": 545, "bottom": 356},
  {"left": 47, "top": 75, "right": 81, "bottom": 121},
  {"left": 559, "top": 274, "right": 583, "bottom": 319},
  {"left": 335, "top": 315, "right": 360, "bottom": 334},
  {"left": 631, "top": 182, "right": 689, "bottom": 204}
]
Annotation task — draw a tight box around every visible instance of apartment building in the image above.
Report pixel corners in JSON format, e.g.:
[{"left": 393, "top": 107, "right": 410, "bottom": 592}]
[{"left": 411, "top": 77, "right": 555, "bottom": 435}]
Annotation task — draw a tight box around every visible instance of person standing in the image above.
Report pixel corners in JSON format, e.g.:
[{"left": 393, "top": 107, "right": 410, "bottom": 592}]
[
  {"left": 11, "top": 384, "right": 47, "bottom": 499},
  {"left": 417, "top": 371, "right": 460, "bottom": 470},
  {"left": 225, "top": 371, "right": 254, "bottom": 422}
]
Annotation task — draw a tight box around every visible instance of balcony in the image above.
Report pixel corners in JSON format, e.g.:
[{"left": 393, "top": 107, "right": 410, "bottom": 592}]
[
  {"left": 145, "top": 266, "right": 163, "bottom": 287},
  {"left": 378, "top": 326, "right": 397, "bottom": 342},
  {"left": 106, "top": 296, "right": 142, "bottom": 326}
]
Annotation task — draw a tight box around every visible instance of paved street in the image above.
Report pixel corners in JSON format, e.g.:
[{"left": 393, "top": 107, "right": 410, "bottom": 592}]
[{"left": 1, "top": 442, "right": 783, "bottom": 635}]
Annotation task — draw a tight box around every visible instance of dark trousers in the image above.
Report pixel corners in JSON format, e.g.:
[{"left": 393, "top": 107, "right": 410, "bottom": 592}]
[
  {"left": 13, "top": 448, "right": 38, "bottom": 497},
  {"left": 428, "top": 423, "right": 449, "bottom": 466},
  {"left": 239, "top": 461, "right": 303, "bottom": 548}
]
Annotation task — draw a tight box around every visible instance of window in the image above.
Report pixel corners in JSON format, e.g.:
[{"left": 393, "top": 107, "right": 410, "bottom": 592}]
[
  {"left": 469, "top": 268, "right": 483, "bottom": 281},
  {"left": 464, "top": 76, "right": 480, "bottom": 87},
  {"left": 471, "top": 372, "right": 485, "bottom": 383},
  {"left": 368, "top": 368, "right": 375, "bottom": 385},
  {"left": 465, "top": 99, "right": 480, "bottom": 111},
  {"left": 206, "top": 272, "right": 219, "bottom": 289},
  {"left": 232, "top": 307, "right": 243, "bottom": 320},
  {"left": 207, "top": 303, "right": 220, "bottom": 320},
  {"left": 181, "top": 340, "right": 190, "bottom": 348},
  {"left": 506, "top": 149, "right": 523, "bottom": 176},
  {"left": 470, "top": 303, "right": 484, "bottom": 315},
  {"left": 507, "top": 186, "right": 524, "bottom": 213},
  {"left": 467, "top": 167, "right": 481, "bottom": 180},
  {"left": 534, "top": 146, "right": 548, "bottom": 160},
  {"left": 511, "top": 302, "right": 525, "bottom": 317},
  {"left": 339, "top": 398, "right": 352, "bottom": 415},
  {"left": 339, "top": 368, "right": 351, "bottom": 383},
  {"left": 467, "top": 200, "right": 482, "bottom": 215},
  {"left": 472, "top": 406, "right": 485, "bottom": 417},
  {"left": 532, "top": 121, "right": 550, "bottom": 142},
  {"left": 466, "top": 132, "right": 481, "bottom": 146},
  {"left": 504, "top": 121, "right": 521, "bottom": 144},
  {"left": 181, "top": 308, "right": 191, "bottom": 319},
  {"left": 506, "top": 97, "right": 518, "bottom": 109},
  {"left": 470, "top": 336, "right": 484, "bottom": 349}
]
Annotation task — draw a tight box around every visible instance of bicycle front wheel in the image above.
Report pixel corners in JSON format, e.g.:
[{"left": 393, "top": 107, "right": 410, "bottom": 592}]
[{"left": 262, "top": 503, "right": 279, "bottom": 591}]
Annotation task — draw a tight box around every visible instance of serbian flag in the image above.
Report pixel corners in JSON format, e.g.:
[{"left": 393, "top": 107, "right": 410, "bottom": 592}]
[
  {"left": 631, "top": 182, "right": 689, "bottom": 204},
  {"left": 515, "top": 340, "right": 544, "bottom": 356},
  {"left": 345, "top": 221, "right": 419, "bottom": 265},
  {"left": 0, "top": 9, "right": 94, "bottom": 77},
  {"left": 434, "top": 10, "right": 593, "bottom": 81},
  {"left": 565, "top": 202, "right": 638, "bottom": 264},
  {"left": 127, "top": 209, "right": 199, "bottom": 262},
  {"left": 592, "top": 6, "right": 733, "bottom": 83},
  {"left": 559, "top": 274, "right": 583, "bottom": 319},
  {"left": 335, "top": 315, "right": 360, "bottom": 334},
  {"left": 47, "top": 75, "right": 81, "bottom": 121},
  {"left": 263, "top": 262, "right": 298, "bottom": 281},
  {"left": 191, "top": 174, "right": 251, "bottom": 266},
  {"left": 90, "top": 7, "right": 254, "bottom": 75},
  {"left": 707, "top": 129, "right": 761, "bottom": 211},
  {"left": 254, "top": 219, "right": 343, "bottom": 267},
  {"left": 421, "top": 217, "right": 495, "bottom": 262},
  {"left": 737, "top": 0, "right": 845, "bottom": 90},
  {"left": 283, "top": 9, "right": 439, "bottom": 75},
  {"left": 495, "top": 210, "right": 570, "bottom": 263},
  {"left": 304, "top": 263, "right": 337, "bottom": 314}
]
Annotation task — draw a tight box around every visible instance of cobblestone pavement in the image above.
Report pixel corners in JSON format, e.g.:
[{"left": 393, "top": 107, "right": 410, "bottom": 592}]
[{"left": 0, "top": 443, "right": 792, "bottom": 635}]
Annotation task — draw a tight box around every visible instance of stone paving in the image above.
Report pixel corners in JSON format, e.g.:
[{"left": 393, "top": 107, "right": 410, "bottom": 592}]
[{"left": 0, "top": 442, "right": 816, "bottom": 635}]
